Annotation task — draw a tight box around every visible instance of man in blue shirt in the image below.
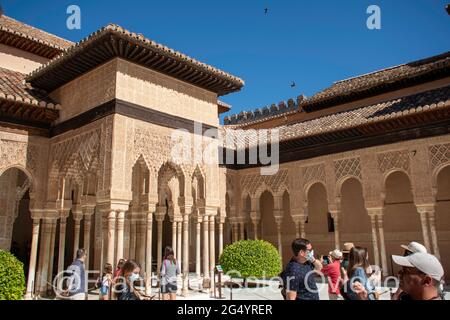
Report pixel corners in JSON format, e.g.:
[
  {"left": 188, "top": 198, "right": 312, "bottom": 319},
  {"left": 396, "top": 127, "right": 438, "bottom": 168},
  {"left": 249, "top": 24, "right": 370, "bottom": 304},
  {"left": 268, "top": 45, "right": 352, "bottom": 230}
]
[
  {"left": 282, "top": 238, "right": 323, "bottom": 300},
  {"left": 64, "top": 248, "right": 87, "bottom": 300}
]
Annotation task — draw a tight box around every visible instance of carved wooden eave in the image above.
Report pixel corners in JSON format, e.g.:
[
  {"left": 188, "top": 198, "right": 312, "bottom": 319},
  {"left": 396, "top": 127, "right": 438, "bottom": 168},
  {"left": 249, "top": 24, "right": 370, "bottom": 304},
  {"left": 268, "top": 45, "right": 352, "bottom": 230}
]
[
  {"left": 304, "top": 52, "right": 450, "bottom": 112},
  {"left": 0, "top": 15, "right": 73, "bottom": 59},
  {"left": 222, "top": 85, "right": 450, "bottom": 169},
  {"left": 26, "top": 24, "right": 245, "bottom": 96},
  {"left": 0, "top": 98, "right": 59, "bottom": 130}
]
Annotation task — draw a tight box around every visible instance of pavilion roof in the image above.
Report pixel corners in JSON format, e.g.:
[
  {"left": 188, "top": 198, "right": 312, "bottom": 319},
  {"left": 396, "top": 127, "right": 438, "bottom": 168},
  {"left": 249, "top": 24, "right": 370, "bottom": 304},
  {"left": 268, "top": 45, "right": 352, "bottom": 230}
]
[
  {"left": 0, "top": 67, "right": 59, "bottom": 126},
  {"left": 26, "top": 24, "right": 244, "bottom": 96},
  {"left": 0, "top": 15, "right": 73, "bottom": 59}
]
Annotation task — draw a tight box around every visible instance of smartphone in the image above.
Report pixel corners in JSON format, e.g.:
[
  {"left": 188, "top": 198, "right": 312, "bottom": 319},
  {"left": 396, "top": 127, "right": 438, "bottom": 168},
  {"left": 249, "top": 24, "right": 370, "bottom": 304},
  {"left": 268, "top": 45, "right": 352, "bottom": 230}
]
[{"left": 322, "top": 255, "right": 330, "bottom": 264}]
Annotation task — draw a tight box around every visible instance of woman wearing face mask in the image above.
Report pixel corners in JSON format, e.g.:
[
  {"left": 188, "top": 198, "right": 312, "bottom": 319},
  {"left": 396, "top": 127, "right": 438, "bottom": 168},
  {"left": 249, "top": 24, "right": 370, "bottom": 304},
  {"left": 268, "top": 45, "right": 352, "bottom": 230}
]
[
  {"left": 114, "top": 260, "right": 141, "bottom": 300},
  {"left": 345, "top": 247, "right": 376, "bottom": 300}
]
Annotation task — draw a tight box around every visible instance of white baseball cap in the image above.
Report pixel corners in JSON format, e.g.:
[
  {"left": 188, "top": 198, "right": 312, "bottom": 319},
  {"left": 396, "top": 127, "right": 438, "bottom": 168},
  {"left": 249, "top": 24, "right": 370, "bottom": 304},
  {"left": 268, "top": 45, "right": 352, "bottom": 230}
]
[
  {"left": 392, "top": 253, "right": 444, "bottom": 282},
  {"left": 329, "top": 249, "right": 343, "bottom": 259},
  {"left": 401, "top": 241, "right": 427, "bottom": 254}
]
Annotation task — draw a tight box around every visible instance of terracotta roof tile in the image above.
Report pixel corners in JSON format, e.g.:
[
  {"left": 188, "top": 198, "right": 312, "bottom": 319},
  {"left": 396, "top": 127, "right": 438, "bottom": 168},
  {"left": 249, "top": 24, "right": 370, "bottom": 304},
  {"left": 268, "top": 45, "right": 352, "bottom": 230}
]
[
  {"left": 0, "top": 67, "right": 60, "bottom": 109},
  {"left": 0, "top": 15, "right": 73, "bottom": 50},
  {"left": 26, "top": 24, "right": 244, "bottom": 95},
  {"left": 226, "top": 52, "right": 450, "bottom": 127},
  {"left": 222, "top": 85, "right": 450, "bottom": 149},
  {"left": 306, "top": 52, "right": 450, "bottom": 108}
]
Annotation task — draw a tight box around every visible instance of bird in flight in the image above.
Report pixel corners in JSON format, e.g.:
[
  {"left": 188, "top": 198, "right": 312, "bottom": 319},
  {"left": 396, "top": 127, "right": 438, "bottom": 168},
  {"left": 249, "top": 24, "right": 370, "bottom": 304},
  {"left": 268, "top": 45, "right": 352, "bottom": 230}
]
[
  {"left": 291, "top": 81, "right": 296, "bottom": 88},
  {"left": 264, "top": 8, "right": 269, "bottom": 15}
]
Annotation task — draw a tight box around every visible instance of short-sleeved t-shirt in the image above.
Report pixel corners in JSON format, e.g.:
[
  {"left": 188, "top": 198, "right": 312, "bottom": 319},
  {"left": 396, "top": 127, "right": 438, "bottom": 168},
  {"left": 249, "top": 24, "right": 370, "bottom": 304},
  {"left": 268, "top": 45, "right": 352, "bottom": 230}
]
[{"left": 282, "top": 259, "right": 319, "bottom": 301}]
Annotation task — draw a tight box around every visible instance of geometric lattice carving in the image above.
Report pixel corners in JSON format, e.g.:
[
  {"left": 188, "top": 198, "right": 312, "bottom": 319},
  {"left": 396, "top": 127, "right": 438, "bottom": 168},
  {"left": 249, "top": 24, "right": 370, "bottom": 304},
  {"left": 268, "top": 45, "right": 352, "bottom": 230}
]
[
  {"left": 334, "top": 157, "right": 362, "bottom": 182},
  {"left": 377, "top": 150, "right": 410, "bottom": 174},
  {"left": 241, "top": 169, "right": 288, "bottom": 196},
  {"left": 302, "top": 163, "right": 326, "bottom": 187},
  {"left": 429, "top": 143, "right": 450, "bottom": 171}
]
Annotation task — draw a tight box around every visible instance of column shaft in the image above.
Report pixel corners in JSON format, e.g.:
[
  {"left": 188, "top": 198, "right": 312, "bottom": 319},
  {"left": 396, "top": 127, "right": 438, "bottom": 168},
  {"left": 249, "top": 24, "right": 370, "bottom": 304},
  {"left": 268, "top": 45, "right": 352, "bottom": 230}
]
[
  {"left": 369, "top": 215, "right": 380, "bottom": 269},
  {"left": 177, "top": 220, "right": 182, "bottom": 270},
  {"left": 182, "top": 214, "right": 189, "bottom": 296},
  {"left": 428, "top": 211, "right": 440, "bottom": 259},
  {"left": 172, "top": 220, "right": 177, "bottom": 256},
  {"left": 196, "top": 218, "right": 201, "bottom": 276},
  {"left": 73, "top": 218, "right": 81, "bottom": 259},
  {"left": 218, "top": 220, "right": 224, "bottom": 256},
  {"left": 419, "top": 211, "right": 432, "bottom": 252},
  {"left": 202, "top": 216, "right": 209, "bottom": 279},
  {"left": 47, "top": 221, "right": 57, "bottom": 291},
  {"left": 145, "top": 212, "right": 153, "bottom": 294},
  {"left": 25, "top": 219, "right": 40, "bottom": 299},
  {"left": 116, "top": 211, "right": 125, "bottom": 263},
  {"left": 39, "top": 219, "right": 52, "bottom": 295},
  {"left": 209, "top": 216, "right": 215, "bottom": 284},
  {"left": 157, "top": 219, "right": 163, "bottom": 276},
  {"left": 377, "top": 215, "right": 388, "bottom": 277},
  {"left": 83, "top": 215, "right": 92, "bottom": 269},
  {"left": 106, "top": 211, "right": 116, "bottom": 265}
]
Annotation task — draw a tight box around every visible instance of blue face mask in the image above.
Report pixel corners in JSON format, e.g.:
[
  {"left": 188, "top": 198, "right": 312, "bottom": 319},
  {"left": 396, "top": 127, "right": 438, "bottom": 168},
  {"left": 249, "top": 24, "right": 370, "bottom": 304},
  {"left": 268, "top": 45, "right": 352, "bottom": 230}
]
[
  {"left": 129, "top": 273, "right": 140, "bottom": 283},
  {"left": 306, "top": 250, "right": 315, "bottom": 262}
]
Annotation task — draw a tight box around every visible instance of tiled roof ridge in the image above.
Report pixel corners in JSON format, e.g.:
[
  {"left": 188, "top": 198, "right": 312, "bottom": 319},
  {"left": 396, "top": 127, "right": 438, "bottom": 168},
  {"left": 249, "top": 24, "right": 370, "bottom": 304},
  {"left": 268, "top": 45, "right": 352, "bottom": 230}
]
[
  {"left": 0, "top": 15, "right": 73, "bottom": 50},
  {"left": 26, "top": 23, "right": 245, "bottom": 89},
  {"left": 0, "top": 66, "right": 60, "bottom": 109},
  {"left": 223, "top": 51, "right": 450, "bottom": 128},
  {"left": 335, "top": 51, "right": 450, "bottom": 84},
  {"left": 221, "top": 84, "right": 450, "bottom": 150},
  {"left": 224, "top": 94, "right": 307, "bottom": 126}
]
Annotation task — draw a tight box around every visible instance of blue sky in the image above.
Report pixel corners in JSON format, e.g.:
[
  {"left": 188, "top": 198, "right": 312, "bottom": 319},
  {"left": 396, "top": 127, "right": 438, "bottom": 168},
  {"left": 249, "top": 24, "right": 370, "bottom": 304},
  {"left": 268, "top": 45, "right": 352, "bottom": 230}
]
[{"left": 3, "top": 0, "right": 450, "bottom": 122}]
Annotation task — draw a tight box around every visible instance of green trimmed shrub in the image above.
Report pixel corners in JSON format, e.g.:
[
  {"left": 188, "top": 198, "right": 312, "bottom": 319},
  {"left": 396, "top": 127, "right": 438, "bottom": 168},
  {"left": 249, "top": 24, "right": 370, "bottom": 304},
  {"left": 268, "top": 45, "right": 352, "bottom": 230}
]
[
  {"left": 0, "top": 250, "right": 25, "bottom": 300},
  {"left": 219, "top": 240, "right": 282, "bottom": 280}
]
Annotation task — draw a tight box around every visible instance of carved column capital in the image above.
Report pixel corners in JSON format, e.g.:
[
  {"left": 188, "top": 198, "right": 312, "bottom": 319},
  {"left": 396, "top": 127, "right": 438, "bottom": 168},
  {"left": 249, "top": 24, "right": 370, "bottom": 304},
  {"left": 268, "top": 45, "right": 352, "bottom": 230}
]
[
  {"left": 366, "top": 207, "right": 384, "bottom": 218},
  {"left": 415, "top": 204, "right": 436, "bottom": 215}
]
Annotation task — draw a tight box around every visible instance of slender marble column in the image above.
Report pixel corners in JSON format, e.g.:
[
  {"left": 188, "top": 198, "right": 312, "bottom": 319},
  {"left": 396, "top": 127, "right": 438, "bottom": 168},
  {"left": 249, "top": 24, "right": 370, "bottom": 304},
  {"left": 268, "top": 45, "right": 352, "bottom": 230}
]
[
  {"left": 73, "top": 217, "right": 82, "bottom": 259},
  {"left": 47, "top": 221, "right": 57, "bottom": 292},
  {"left": 196, "top": 216, "right": 202, "bottom": 277},
  {"left": 39, "top": 219, "right": 52, "bottom": 295},
  {"left": 239, "top": 221, "right": 245, "bottom": 240},
  {"left": 57, "top": 217, "right": 67, "bottom": 275},
  {"left": 182, "top": 214, "right": 189, "bottom": 296},
  {"left": 377, "top": 214, "right": 388, "bottom": 277},
  {"left": 275, "top": 217, "right": 283, "bottom": 257},
  {"left": 209, "top": 215, "right": 216, "bottom": 292},
  {"left": 418, "top": 209, "right": 431, "bottom": 252},
  {"left": 177, "top": 220, "right": 182, "bottom": 270},
  {"left": 106, "top": 211, "right": 116, "bottom": 265},
  {"left": 116, "top": 211, "right": 125, "bottom": 263},
  {"left": 428, "top": 210, "right": 440, "bottom": 259},
  {"left": 25, "top": 218, "right": 40, "bottom": 299},
  {"left": 156, "top": 214, "right": 164, "bottom": 276},
  {"left": 218, "top": 218, "right": 224, "bottom": 256},
  {"left": 202, "top": 215, "right": 209, "bottom": 280},
  {"left": 83, "top": 214, "right": 92, "bottom": 269},
  {"left": 129, "top": 217, "right": 136, "bottom": 259},
  {"left": 145, "top": 211, "right": 153, "bottom": 294},
  {"left": 172, "top": 220, "right": 177, "bottom": 256},
  {"left": 369, "top": 214, "right": 380, "bottom": 269}
]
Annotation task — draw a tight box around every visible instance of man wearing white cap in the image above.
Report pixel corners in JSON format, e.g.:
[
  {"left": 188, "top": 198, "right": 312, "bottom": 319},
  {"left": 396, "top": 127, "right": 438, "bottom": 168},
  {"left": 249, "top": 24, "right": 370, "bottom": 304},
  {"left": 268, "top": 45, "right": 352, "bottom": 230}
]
[
  {"left": 391, "top": 253, "right": 444, "bottom": 300},
  {"left": 354, "top": 253, "right": 444, "bottom": 300},
  {"left": 392, "top": 241, "right": 428, "bottom": 300},
  {"left": 401, "top": 241, "right": 428, "bottom": 255}
]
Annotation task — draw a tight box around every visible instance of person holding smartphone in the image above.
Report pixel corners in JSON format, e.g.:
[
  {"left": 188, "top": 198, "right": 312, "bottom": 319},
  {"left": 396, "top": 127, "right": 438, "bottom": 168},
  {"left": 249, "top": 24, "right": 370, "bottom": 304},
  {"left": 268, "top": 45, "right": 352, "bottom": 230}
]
[{"left": 320, "top": 249, "right": 343, "bottom": 300}]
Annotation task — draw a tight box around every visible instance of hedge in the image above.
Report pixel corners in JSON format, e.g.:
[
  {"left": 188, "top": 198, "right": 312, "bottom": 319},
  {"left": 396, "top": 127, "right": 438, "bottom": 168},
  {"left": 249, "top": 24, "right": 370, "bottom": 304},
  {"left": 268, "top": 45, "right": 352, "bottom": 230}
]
[
  {"left": 0, "top": 250, "right": 25, "bottom": 300},
  {"left": 219, "top": 240, "right": 281, "bottom": 279}
]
